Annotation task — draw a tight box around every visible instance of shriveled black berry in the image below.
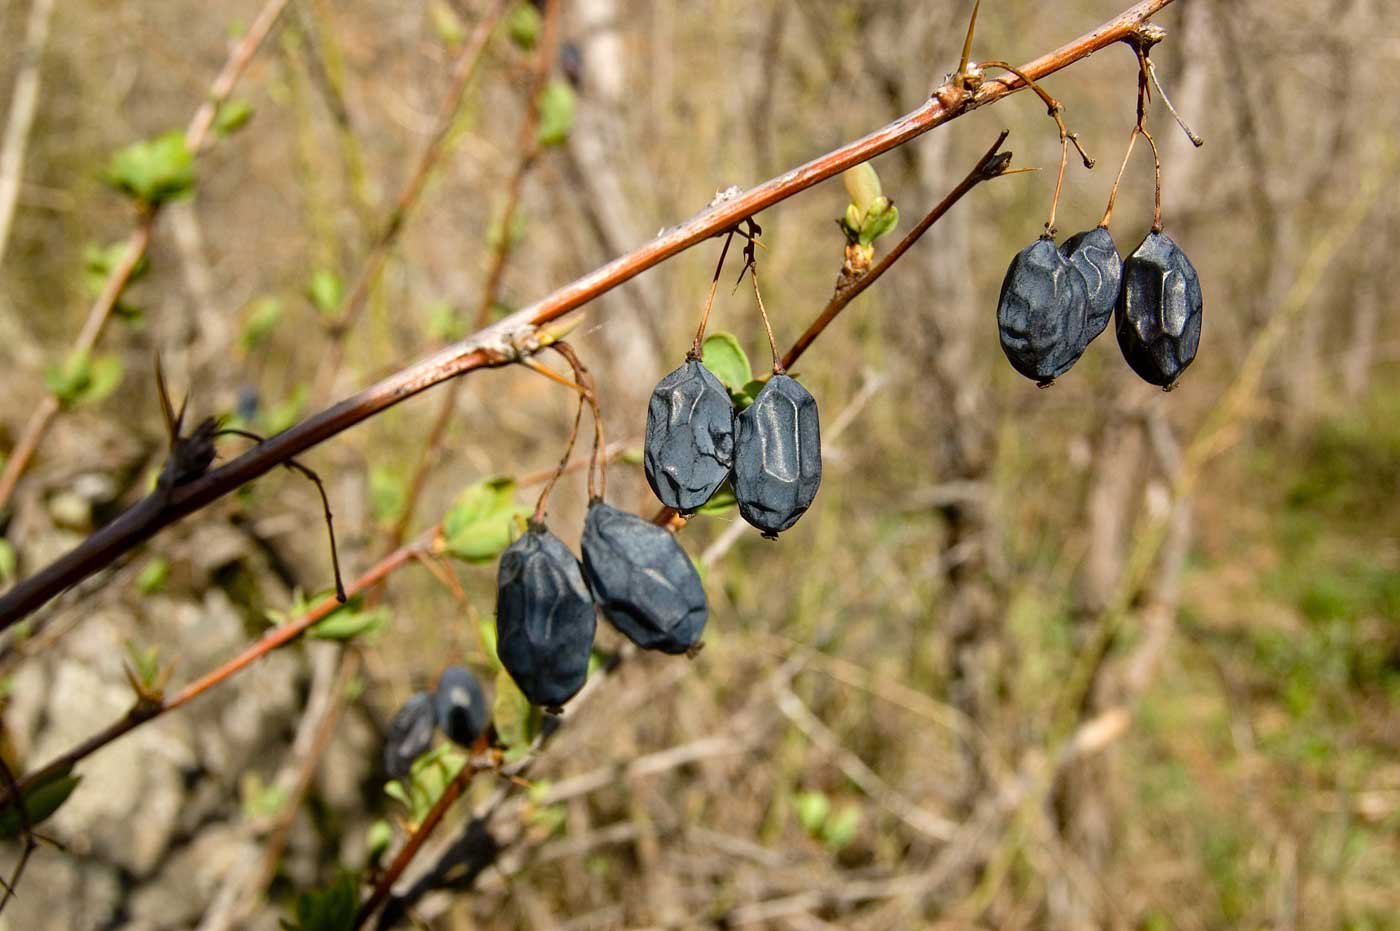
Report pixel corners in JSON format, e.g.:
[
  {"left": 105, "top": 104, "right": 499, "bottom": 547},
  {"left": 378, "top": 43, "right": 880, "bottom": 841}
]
[
  {"left": 1115, "top": 231, "right": 1203, "bottom": 388},
  {"left": 495, "top": 524, "right": 597, "bottom": 710},
  {"left": 733, "top": 374, "right": 821, "bottom": 537},
  {"left": 644, "top": 360, "right": 735, "bottom": 512},
  {"left": 996, "top": 236, "right": 1089, "bottom": 385},
  {"left": 1060, "top": 226, "right": 1121, "bottom": 344},
  {"left": 434, "top": 665, "right": 489, "bottom": 748},
  {"left": 580, "top": 500, "right": 707, "bottom": 654},
  {"left": 384, "top": 691, "right": 436, "bottom": 780}
]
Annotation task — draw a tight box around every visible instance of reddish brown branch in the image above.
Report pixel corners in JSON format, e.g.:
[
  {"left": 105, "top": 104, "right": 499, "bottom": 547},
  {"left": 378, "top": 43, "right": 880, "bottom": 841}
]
[{"left": 0, "top": 0, "right": 1181, "bottom": 627}]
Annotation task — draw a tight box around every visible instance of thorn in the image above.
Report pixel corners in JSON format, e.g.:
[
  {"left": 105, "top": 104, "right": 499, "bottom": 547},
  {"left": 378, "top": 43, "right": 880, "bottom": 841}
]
[{"left": 958, "top": 0, "right": 980, "bottom": 76}]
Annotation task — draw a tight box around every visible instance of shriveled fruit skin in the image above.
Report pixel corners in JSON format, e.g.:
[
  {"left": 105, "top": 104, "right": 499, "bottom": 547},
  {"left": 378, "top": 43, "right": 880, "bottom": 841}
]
[
  {"left": 1115, "top": 231, "right": 1203, "bottom": 387},
  {"left": 644, "top": 360, "right": 735, "bottom": 512},
  {"left": 384, "top": 691, "right": 436, "bottom": 779},
  {"left": 1060, "top": 226, "right": 1121, "bottom": 344},
  {"left": 495, "top": 525, "right": 596, "bottom": 709},
  {"left": 997, "top": 236, "right": 1090, "bottom": 384},
  {"left": 580, "top": 501, "right": 707, "bottom": 654},
  {"left": 434, "top": 665, "right": 489, "bottom": 747},
  {"left": 733, "top": 374, "right": 821, "bottom": 537}
]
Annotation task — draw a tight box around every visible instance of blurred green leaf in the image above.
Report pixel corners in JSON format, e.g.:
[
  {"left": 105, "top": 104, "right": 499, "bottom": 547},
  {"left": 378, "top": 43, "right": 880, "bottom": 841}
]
[
  {"left": 426, "top": 300, "right": 465, "bottom": 343},
  {"left": 82, "top": 241, "right": 148, "bottom": 295},
  {"left": 619, "top": 447, "right": 644, "bottom": 466},
  {"left": 858, "top": 197, "right": 898, "bottom": 246},
  {"left": 695, "top": 482, "right": 737, "bottom": 516},
  {"left": 442, "top": 476, "right": 529, "bottom": 563},
  {"left": 310, "top": 601, "right": 389, "bottom": 642},
  {"left": 240, "top": 297, "right": 284, "bottom": 352},
  {"left": 0, "top": 540, "right": 16, "bottom": 585},
  {"left": 125, "top": 639, "right": 163, "bottom": 689},
  {"left": 0, "top": 768, "right": 81, "bottom": 839},
  {"left": 45, "top": 350, "right": 123, "bottom": 408},
  {"left": 280, "top": 870, "right": 359, "bottom": 931},
  {"left": 821, "top": 804, "right": 860, "bottom": 850},
  {"left": 370, "top": 467, "right": 407, "bottom": 526},
  {"left": 307, "top": 269, "right": 343, "bottom": 317},
  {"left": 136, "top": 557, "right": 170, "bottom": 595},
  {"left": 536, "top": 80, "right": 576, "bottom": 147},
  {"left": 366, "top": 819, "right": 392, "bottom": 863},
  {"left": 260, "top": 385, "right": 307, "bottom": 435},
  {"left": 213, "top": 98, "right": 254, "bottom": 137},
  {"left": 429, "top": 0, "right": 466, "bottom": 46},
  {"left": 794, "top": 790, "right": 830, "bottom": 836},
  {"left": 479, "top": 618, "right": 501, "bottom": 671},
  {"left": 507, "top": 2, "right": 541, "bottom": 49},
  {"left": 383, "top": 745, "right": 467, "bottom": 825},
  {"left": 240, "top": 771, "right": 287, "bottom": 819},
  {"left": 494, "top": 667, "right": 541, "bottom": 756},
  {"left": 700, "top": 333, "right": 752, "bottom": 393},
  {"left": 106, "top": 131, "right": 194, "bottom": 206}
]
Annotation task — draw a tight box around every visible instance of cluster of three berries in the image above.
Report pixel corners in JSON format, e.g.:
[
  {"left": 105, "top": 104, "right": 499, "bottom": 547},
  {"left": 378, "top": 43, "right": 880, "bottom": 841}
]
[{"left": 998, "top": 228, "right": 1202, "bottom": 388}]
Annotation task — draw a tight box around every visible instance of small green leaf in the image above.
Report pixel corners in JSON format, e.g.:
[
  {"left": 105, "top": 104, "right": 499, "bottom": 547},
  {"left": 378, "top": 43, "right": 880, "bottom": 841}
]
[
  {"left": 442, "top": 476, "right": 529, "bottom": 564},
  {"left": 493, "top": 667, "right": 541, "bottom": 753},
  {"left": 426, "top": 300, "right": 465, "bottom": 343},
  {"left": 83, "top": 241, "right": 148, "bottom": 295},
  {"left": 479, "top": 618, "right": 501, "bottom": 671},
  {"left": 0, "top": 540, "right": 16, "bottom": 585},
  {"left": 794, "top": 790, "right": 830, "bottom": 836},
  {"left": 536, "top": 81, "right": 576, "bottom": 147},
  {"left": 366, "top": 819, "right": 393, "bottom": 862},
  {"left": 0, "top": 769, "right": 81, "bottom": 838},
  {"left": 842, "top": 162, "right": 883, "bottom": 217},
  {"left": 281, "top": 870, "right": 360, "bottom": 931},
  {"left": 259, "top": 385, "right": 307, "bottom": 435},
  {"left": 74, "top": 355, "right": 123, "bottom": 407},
  {"left": 369, "top": 467, "right": 407, "bottom": 526},
  {"left": 821, "top": 804, "right": 860, "bottom": 851},
  {"left": 695, "top": 481, "right": 737, "bottom": 516},
  {"left": 619, "top": 447, "right": 644, "bottom": 466},
  {"left": 125, "top": 639, "right": 162, "bottom": 688},
  {"left": 307, "top": 269, "right": 343, "bottom": 317},
  {"left": 858, "top": 197, "right": 899, "bottom": 246},
  {"left": 240, "top": 297, "right": 284, "bottom": 351},
  {"left": 213, "top": 98, "right": 254, "bottom": 137},
  {"left": 136, "top": 557, "right": 170, "bottom": 594},
  {"left": 44, "top": 350, "right": 93, "bottom": 406},
  {"left": 310, "top": 602, "right": 390, "bottom": 642},
  {"left": 240, "top": 771, "right": 288, "bottom": 819},
  {"left": 429, "top": 0, "right": 467, "bottom": 46},
  {"left": 700, "top": 333, "right": 752, "bottom": 393},
  {"left": 507, "top": 2, "right": 541, "bottom": 49},
  {"left": 735, "top": 377, "right": 768, "bottom": 410},
  {"left": 106, "top": 131, "right": 194, "bottom": 206}
]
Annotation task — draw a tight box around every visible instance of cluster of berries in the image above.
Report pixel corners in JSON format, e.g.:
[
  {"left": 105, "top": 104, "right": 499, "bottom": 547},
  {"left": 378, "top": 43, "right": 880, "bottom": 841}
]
[
  {"left": 383, "top": 665, "right": 489, "bottom": 779},
  {"left": 645, "top": 360, "right": 821, "bottom": 537}
]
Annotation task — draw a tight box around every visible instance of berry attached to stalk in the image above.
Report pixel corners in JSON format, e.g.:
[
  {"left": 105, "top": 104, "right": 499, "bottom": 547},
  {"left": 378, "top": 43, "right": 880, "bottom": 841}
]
[
  {"left": 1059, "top": 226, "right": 1121, "bottom": 344},
  {"left": 495, "top": 523, "right": 597, "bottom": 711},
  {"left": 581, "top": 500, "right": 708, "bottom": 655},
  {"left": 1115, "top": 230, "right": 1202, "bottom": 388},
  {"left": 643, "top": 360, "right": 735, "bottom": 512},
  {"left": 996, "top": 236, "right": 1090, "bottom": 385}
]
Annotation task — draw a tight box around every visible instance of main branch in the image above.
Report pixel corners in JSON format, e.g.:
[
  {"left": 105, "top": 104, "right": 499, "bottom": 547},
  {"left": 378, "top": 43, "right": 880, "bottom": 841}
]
[{"left": 0, "top": 0, "right": 1179, "bottom": 626}]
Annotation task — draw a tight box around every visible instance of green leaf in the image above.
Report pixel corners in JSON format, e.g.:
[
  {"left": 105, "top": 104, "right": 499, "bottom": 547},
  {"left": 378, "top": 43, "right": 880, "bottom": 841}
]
[
  {"left": 794, "top": 790, "right": 830, "bottom": 836},
  {"left": 125, "top": 639, "right": 163, "bottom": 688},
  {"left": 136, "top": 557, "right": 170, "bottom": 594},
  {"left": 695, "top": 481, "right": 737, "bottom": 516},
  {"left": 383, "top": 745, "right": 467, "bottom": 825},
  {"left": 429, "top": 0, "right": 467, "bottom": 46},
  {"left": 842, "top": 162, "right": 883, "bottom": 217},
  {"left": 259, "top": 384, "right": 307, "bottom": 435},
  {"left": 700, "top": 333, "right": 752, "bottom": 393},
  {"left": 45, "top": 350, "right": 124, "bottom": 408},
  {"left": 240, "top": 297, "right": 284, "bottom": 352},
  {"left": 536, "top": 81, "right": 576, "bottom": 147},
  {"left": 493, "top": 667, "right": 541, "bottom": 754},
  {"left": 106, "top": 131, "right": 194, "bottom": 206},
  {"left": 858, "top": 197, "right": 899, "bottom": 246},
  {"left": 309, "top": 602, "right": 390, "bottom": 642},
  {"left": 369, "top": 467, "right": 407, "bottom": 526},
  {"left": 619, "top": 447, "right": 644, "bottom": 466},
  {"left": 281, "top": 870, "right": 360, "bottom": 931},
  {"left": 0, "top": 769, "right": 81, "bottom": 838},
  {"left": 240, "top": 771, "right": 288, "bottom": 819},
  {"left": 213, "top": 98, "right": 254, "bottom": 137},
  {"left": 442, "top": 476, "right": 529, "bottom": 564},
  {"left": 507, "top": 2, "right": 541, "bottom": 49},
  {"left": 735, "top": 377, "right": 767, "bottom": 410},
  {"left": 307, "top": 269, "right": 343, "bottom": 317},
  {"left": 0, "top": 540, "right": 16, "bottom": 585},
  {"left": 821, "top": 804, "right": 860, "bottom": 850},
  {"left": 479, "top": 618, "right": 501, "bottom": 671},
  {"left": 426, "top": 300, "right": 465, "bottom": 343},
  {"left": 83, "top": 241, "right": 148, "bottom": 295},
  {"left": 366, "top": 819, "right": 393, "bottom": 862}
]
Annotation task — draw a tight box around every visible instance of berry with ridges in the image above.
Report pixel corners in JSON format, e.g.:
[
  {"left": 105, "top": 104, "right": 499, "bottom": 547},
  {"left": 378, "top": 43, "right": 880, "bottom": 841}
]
[
  {"left": 580, "top": 500, "right": 707, "bottom": 654},
  {"left": 732, "top": 374, "right": 821, "bottom": 537},
  {"left": 997, "top": 236, "right": 1090, "bottom": 385},
  {"left": 1060, "top": 226, "right": 1121, "bottom": 344},
  {"left": 644, "top": 360, "right": 735, "bottom": 512},
  {"left": 495, "top": 523, "right": 596, "bottom": 710},
  {"left": 1115, "top": 230, "right": 1203, "bottom": 388}
]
